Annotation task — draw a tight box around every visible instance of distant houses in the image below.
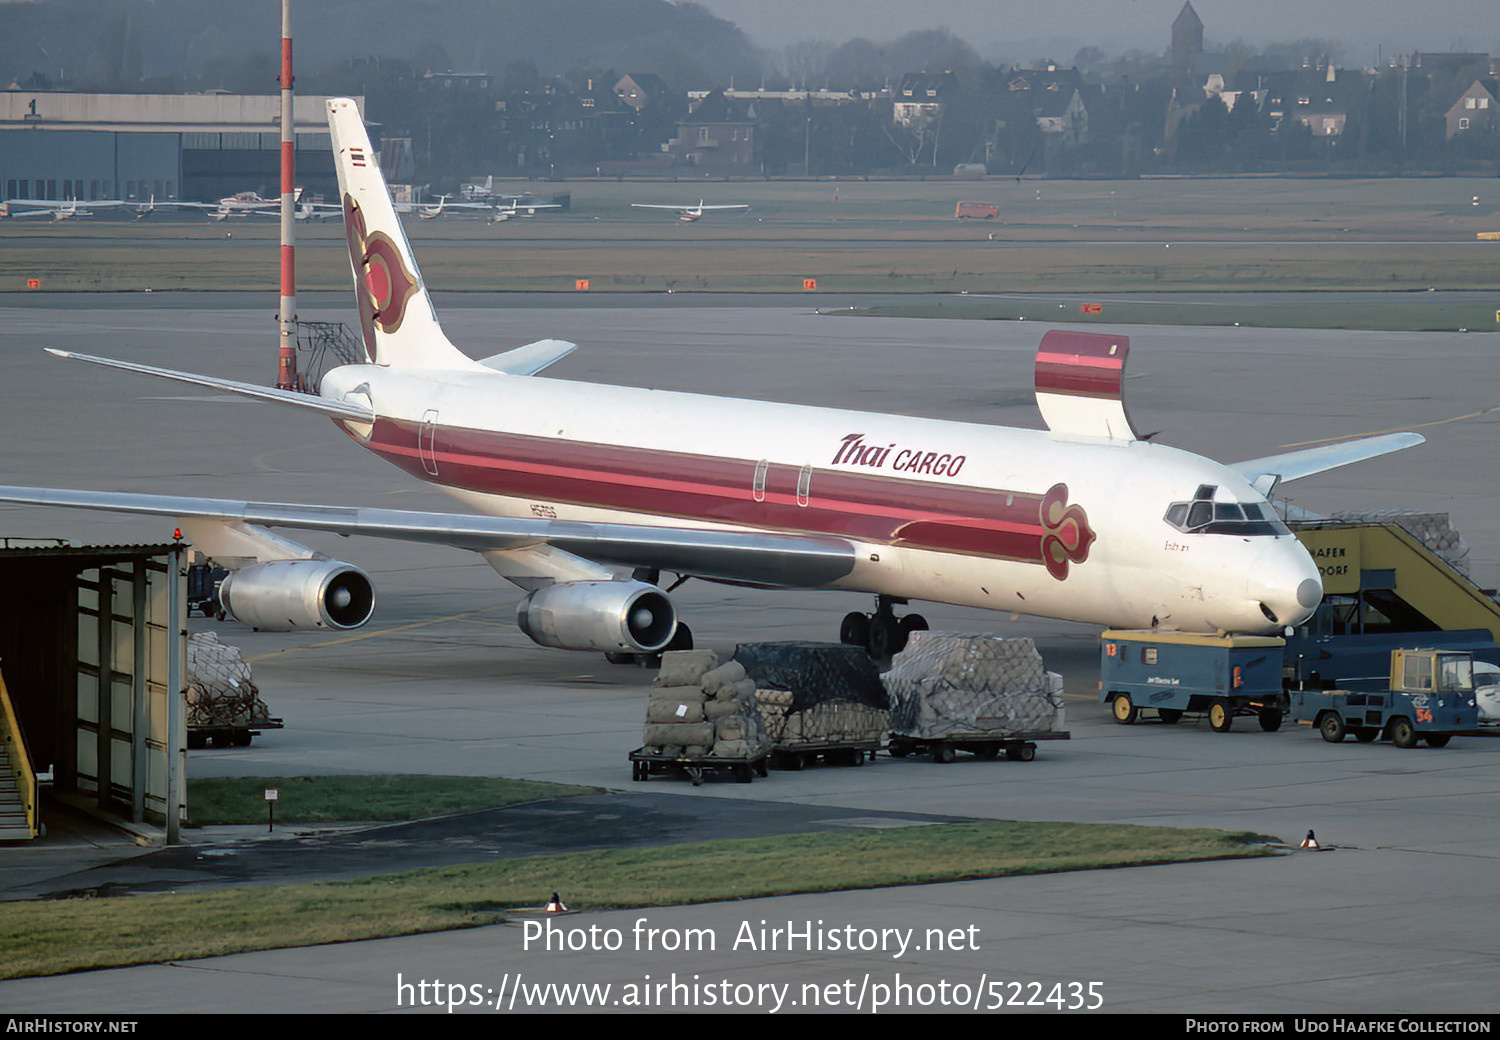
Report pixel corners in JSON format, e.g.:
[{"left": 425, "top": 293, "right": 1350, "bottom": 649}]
[
  {"left": 5, "top": 0, "right": 1497, "bottom": 191},
  {"left": 1447, "top": 80, "right": 1500, "bottom": 138}
]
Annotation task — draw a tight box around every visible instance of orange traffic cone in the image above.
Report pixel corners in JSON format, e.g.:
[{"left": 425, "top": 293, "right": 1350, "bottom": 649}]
[
  {"left": 1299, "top": 830, "right": 1320, "bottom": 850},
  {"left": 544, "top": 892, "right": 569, "bottom": 913}
]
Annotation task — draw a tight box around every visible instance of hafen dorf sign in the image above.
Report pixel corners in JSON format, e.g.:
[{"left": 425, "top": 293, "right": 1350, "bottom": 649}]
[{"left": 1298, "top": 527, "right": 1361, "bottom": 595}]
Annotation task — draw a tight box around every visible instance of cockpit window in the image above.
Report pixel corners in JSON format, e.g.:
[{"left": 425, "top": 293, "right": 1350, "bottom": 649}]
[{"left": 1164, "top": 490, "right": 1289, "bottom": 536}]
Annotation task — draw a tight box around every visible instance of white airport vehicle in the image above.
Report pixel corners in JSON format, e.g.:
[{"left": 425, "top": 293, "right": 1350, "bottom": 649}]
[
  {"left": 0, "top": 97, "right": 1425, "bottom": 661},
  {"left": 631, "top": 200, "right": 750, "bottom": 222}
]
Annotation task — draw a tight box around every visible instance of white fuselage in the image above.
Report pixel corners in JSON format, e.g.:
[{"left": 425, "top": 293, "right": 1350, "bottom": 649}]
[{"left": 319, "top": 363, "right": 1322, "bottom": 636}]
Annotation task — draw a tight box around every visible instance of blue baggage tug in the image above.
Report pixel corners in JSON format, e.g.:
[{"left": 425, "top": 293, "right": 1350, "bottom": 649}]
[
  {"left": 1289, "top": 648, "right": 1480, "bottom": 748},
  {"left": 1100, "top": 630, "right": 1289, "bottom": 732}
]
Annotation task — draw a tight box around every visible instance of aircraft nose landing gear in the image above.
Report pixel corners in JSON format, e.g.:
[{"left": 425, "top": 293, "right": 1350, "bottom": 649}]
[{"left": 840, "top": 595, "right": 927, "bottom": 659}]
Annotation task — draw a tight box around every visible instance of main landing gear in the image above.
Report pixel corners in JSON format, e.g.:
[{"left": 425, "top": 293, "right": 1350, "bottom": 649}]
[{"left": 840, "top": 595, "right": 928, "bottom": 659}]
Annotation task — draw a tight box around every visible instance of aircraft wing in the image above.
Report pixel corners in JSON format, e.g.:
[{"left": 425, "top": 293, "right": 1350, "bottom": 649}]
[
  {"left": 0, "top": 486, "right": 858, "bottom": 589},
  {"left": 1231, "top": 432, "right": 1425, "bottom": 493},
  {"left": 151, "top": 201, "right": 221, "bottom": 214}
]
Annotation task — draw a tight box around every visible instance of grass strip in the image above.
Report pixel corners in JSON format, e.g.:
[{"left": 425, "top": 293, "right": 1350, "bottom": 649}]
[
  {"left": 847, "top": 297, "right": 1500, "bottom": 332},
  {"left": 0, "top": 821, "right": 1276, "bottom": 979},
  {"left": 186, "top": 775, "right": 597, "bottom": 826}
]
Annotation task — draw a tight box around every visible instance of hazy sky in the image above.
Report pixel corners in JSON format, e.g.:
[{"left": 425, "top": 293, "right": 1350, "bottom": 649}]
[{"left": 694, "top": 0, "right": 1498, "bottom": 65}]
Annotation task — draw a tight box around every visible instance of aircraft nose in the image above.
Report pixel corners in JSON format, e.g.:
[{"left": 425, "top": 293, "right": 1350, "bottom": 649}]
[{"left": 1248, "top": 540, "right": 1322, "bottom": 629}]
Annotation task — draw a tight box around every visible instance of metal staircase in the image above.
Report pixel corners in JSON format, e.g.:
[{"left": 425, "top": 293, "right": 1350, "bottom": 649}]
[
  {"left": 0, "top": 669, "right": 38, "bottom": 841},
  {"left": 292, "top": 321, "right": 365, "bottom": 394}
]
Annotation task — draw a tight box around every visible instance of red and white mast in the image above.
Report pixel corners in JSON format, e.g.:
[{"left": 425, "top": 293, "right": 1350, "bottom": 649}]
[{"left": 276, "top": 0, "right": 298, "bottom": 390}]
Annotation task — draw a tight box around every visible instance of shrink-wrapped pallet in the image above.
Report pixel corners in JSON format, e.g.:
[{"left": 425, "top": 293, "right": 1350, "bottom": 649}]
[
  {"left": 884, "top": 632, "right": 1064, "bottom": 739},
  {"left": 186, "top": 632, "right": 272, "bottom": 728}
]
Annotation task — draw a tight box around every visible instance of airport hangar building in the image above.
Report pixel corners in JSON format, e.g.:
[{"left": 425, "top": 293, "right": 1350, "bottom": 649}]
[{"left": 0, "top": 91, "right": 363, "bottom": 204}]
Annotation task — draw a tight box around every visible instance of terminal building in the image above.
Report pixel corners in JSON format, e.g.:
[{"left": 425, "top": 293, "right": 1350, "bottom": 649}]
[{"left": 0, "top": 90, "right": 362, "bottom": 203}]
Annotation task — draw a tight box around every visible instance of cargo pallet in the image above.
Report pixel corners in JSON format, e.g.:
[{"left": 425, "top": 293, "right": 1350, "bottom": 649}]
[
  {"left": 886, "top": 732, "right": 1068, "bottom": 763},
  {"left": 187, "top": 716, "right": 283, "bottom": 749},
  {"left": 628, "top": 747, "right": 769, "bottom": 785}
]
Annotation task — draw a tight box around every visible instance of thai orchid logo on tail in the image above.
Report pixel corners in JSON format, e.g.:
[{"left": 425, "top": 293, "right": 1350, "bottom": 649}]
[
  {"left": 1039, "top": 483, "right": 1095, "bottom": 580},
  {"left": 343, "top": 194, "right": 420, "bottom": 360}
]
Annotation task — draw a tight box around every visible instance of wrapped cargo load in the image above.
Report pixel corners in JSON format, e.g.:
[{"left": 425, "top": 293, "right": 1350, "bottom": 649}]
[
  {"left": 185, "top": 631, "right": 280, "bottom": 747},
  {"left": 734, "top": 642, "right": 889, "bottom": 751},
  {"left": 655, "top": 649, "right": 719, "bottom": 689},
  {"left": 638, "top": 652, "right": 772, "bottom": 762},
  {"left": 885, "top": 632, "right": 1065, "bottom": 739},
  {"left": 733, "top": 642, "right": 888, "bottom": 711}
]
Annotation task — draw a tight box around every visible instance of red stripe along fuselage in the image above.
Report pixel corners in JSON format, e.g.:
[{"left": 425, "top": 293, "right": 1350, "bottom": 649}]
[{"left": 361, "top": 416, "right": 1059, "bottom": 567}]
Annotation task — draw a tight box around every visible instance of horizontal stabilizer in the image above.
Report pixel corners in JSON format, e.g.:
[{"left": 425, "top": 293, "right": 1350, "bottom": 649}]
[
  {"left": 1232, "top": 432, "right": 1425, "bottom": 494},
  {"left": 45, "top": 349, "right": 375, "bottom": 421},
  {"left": 1034, "top": 330, "right": 1138, "bottom": 441},
  {"left": 478, "top": 339, "right": 578, "bottom": 375},
  {"left": 0, "top": 486, "right": 858, "bottom": 590}
]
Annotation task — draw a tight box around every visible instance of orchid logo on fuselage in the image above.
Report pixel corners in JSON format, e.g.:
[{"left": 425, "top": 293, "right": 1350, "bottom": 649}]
[
  {"left": 1039, "top": 483, "right": 1095, "bottom": 580},
  {"left": 831, "top": 432, "right": 967, "bottom": 478}
]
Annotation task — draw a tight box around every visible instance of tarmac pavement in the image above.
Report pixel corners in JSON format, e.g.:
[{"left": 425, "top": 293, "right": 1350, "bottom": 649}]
[{"left": 1, "top": 297, "right": 1497, "bottom": 1014}]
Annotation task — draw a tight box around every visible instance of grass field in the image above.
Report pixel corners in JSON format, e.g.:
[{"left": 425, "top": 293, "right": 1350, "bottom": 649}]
[
  {"left": 4, "top": 176, "right": 1498, "bottom": 296},
  {"left": 186, "top": 775, "right": 597, "bottom": 826},
  {"left": 0, "top": 820, "right": 1277, "bottom": 979}
]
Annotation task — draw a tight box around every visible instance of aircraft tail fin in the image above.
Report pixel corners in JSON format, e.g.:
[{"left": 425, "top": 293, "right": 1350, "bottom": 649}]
[
  {"left": 327, "top": 97, "right": 480, "bottom": 371},
  {"left": 1034, "top": 330, "right": 1139, "bottom": 441}
]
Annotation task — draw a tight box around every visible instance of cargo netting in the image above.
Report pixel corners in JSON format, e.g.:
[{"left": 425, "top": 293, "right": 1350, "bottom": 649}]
[{"left": 733, "top": 642, "right": 889, "bottom": 747}]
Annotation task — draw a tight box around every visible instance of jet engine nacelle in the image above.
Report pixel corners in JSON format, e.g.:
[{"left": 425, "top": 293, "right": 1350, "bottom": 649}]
[
  {"left": 515, "top": 580, "right": 676, "bottom": 653},
  {"left": 217, "top": 559, "right": 376, "bottom": 631}
]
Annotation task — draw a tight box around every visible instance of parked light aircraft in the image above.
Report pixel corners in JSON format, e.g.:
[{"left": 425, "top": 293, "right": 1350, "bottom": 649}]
[
  {"left": 399, "top": 195, "right": 560, "bottom": 223},
  {"left": 0, "top": 97, "right": 1425, "bottom": 661},
  {"left": 0, "top": 198, "right": 132, "bottom": 221},
  {"left": 159, "top": 190, "right": 338, "bottom": 222},
  {"left": 488, "top": 198, "right": 561, "bottom": 223},
  {"left": 413, "top": 194, "right": 458, "bottom": 220},
  {"left": 631, "top": 200, "right": 750, "bottom": 223},
  {"left": 198, "top": 191, "right": 282, "bottom": 221}
]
